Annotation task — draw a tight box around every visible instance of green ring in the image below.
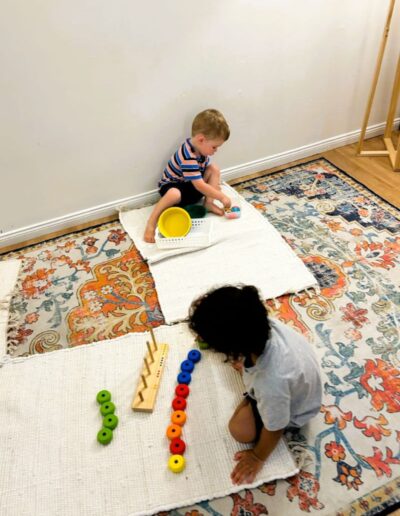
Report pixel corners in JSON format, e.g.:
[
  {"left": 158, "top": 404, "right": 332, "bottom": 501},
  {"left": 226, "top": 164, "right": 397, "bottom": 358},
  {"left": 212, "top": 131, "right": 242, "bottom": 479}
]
[
  {"left": 97, "top": 427, "right": 113, "bottom": 445},
  {"left": 96, "top": 390, "right": 111, "bottom": 404},
  {"left": 103, "top": 414, "right": 119, "bottom": 430},
  {"left": 100, "top": 401, "right": 116, "bottom": 416}
]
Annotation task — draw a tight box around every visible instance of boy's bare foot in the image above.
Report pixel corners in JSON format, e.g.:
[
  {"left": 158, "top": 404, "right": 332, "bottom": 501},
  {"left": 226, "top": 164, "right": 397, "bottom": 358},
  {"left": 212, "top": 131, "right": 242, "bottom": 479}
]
[
  {"left": 205, "top": 200, "right": 224, "bottom": 216},
  {"left": 143, "top": 224, "right": 156, "bottom": 243}
]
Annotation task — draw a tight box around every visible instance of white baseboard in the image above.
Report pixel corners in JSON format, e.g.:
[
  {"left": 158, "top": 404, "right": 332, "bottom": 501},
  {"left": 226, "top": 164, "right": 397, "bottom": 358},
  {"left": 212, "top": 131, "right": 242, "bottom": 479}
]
[{"left": 0, "top": 119, "right": 397, "bottom": 251}]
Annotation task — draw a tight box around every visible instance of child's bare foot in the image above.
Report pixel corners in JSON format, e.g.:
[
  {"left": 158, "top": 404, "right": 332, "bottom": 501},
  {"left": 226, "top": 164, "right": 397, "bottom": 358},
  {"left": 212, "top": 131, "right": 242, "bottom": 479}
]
[
  {"left": 143, "top": 224, "right": 156, "bottom": 243},
  {"left": 205, "top": 200, "right": 224, "bottom": 216}
]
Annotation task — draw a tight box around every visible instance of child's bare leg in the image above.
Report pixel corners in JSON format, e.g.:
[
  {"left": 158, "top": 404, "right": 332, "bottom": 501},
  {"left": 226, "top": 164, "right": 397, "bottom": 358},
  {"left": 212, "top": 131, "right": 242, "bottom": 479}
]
[
  {"left": 143, "top": 188, "right": 181, "bottom": 243},
  {"left": 203, "top": 163, "right": 224, "bottom": 216},
  {"left": 228, "top": 398, "right": 257, "bottom": 443}
]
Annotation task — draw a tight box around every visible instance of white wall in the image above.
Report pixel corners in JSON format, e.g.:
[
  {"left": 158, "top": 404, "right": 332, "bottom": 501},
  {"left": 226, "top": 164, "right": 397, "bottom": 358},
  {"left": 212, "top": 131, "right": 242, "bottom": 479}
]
[{"left": 1, "top": 0, "right": 400, "bottom": 242}]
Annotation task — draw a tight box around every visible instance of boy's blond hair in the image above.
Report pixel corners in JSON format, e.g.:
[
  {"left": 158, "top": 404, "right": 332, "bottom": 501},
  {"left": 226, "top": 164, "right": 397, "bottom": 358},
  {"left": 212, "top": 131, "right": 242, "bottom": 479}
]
[{"left": 192, "top": 109, "right": 230, "bottom": 141}]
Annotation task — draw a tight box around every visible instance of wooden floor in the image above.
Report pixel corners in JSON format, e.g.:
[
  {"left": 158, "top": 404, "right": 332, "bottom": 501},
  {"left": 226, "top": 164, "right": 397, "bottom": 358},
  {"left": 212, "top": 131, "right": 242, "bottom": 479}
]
[{"left": 2, "top": 134, "right": 399, "bottom": 255}]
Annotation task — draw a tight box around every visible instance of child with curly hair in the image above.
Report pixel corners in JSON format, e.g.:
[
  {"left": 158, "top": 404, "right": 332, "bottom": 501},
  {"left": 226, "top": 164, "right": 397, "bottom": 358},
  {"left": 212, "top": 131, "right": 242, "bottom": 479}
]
[{"left": 189, "top": 284, "right": 322, "bottom": 485}]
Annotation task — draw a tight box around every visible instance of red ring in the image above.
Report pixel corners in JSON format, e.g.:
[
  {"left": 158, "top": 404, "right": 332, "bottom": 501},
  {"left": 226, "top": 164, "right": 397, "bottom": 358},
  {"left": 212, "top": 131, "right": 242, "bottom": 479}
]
[{"left": 175, "top": 384, "right": 190, "bottom": 398}]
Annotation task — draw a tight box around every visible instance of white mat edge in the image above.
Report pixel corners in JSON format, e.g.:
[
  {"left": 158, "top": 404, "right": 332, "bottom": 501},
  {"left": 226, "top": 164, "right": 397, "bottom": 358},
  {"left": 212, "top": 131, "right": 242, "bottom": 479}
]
[{"left": 133, "top": 462, "right": 300, "bottom": 516}]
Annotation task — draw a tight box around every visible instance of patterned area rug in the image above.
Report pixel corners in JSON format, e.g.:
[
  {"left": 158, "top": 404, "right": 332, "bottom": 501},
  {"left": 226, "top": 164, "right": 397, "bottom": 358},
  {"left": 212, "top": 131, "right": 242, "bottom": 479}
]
[{"left": 2, "top": 158, "right": 400, "bottom": 515}]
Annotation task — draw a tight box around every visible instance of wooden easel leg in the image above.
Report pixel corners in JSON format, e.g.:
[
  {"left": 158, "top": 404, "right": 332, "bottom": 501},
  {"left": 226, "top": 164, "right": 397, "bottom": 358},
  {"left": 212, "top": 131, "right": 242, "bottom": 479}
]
[
  {"left": 357, "top": 0, "right": 396, "bottom": 153},
  {"left": 384, "top": 54, "right": 400, "bottom": 139},
  {"left": 395, "top": 134, "right": 400, "bottom": 170}
]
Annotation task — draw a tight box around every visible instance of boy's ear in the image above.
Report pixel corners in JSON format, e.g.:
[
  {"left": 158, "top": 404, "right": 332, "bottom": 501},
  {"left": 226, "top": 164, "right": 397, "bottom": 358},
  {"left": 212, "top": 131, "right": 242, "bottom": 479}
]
[{"left": 196, "top": 134, "right": 206, "bottom": 143}]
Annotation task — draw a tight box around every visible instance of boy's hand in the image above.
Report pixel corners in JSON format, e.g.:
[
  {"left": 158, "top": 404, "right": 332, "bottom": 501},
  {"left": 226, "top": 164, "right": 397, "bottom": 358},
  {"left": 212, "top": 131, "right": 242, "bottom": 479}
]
[
  {"left": 231, "top": 449, "right": 264, "bottom": 485},
  {"left": 221, "top": 194, "right": 231, "bottom": 209}
]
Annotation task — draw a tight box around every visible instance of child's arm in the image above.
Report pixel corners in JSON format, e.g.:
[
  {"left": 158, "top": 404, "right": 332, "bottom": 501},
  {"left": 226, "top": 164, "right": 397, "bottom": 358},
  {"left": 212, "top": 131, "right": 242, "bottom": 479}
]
[
  {"left": 231, "top": 427, "right": 284, "bottom": 485},
  {"left": 191, "top": 179, "right": 231, "bottom": 208}
]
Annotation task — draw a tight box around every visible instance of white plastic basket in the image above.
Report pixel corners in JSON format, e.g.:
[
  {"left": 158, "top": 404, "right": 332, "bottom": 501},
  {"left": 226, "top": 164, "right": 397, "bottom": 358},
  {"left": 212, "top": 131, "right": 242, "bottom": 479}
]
[{"left": 155, "top": 218, "right": 213, "bottom": 249}]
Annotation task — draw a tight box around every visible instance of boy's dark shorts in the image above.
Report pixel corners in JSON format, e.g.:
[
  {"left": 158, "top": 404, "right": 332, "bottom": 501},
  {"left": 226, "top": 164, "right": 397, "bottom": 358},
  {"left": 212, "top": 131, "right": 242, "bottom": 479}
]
[
  {"left": 245, "top": 393, "right": 264, "bottom": 440},
  {"left": 159, "top": 181, "right": 203, "bottom": 207}
]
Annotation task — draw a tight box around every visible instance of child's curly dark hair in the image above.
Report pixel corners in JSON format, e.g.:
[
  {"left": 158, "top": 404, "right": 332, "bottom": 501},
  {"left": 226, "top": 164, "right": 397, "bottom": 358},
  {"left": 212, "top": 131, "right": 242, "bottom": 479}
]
[{"left": 188, "top": 285, "right": 270, "bottom": 362}]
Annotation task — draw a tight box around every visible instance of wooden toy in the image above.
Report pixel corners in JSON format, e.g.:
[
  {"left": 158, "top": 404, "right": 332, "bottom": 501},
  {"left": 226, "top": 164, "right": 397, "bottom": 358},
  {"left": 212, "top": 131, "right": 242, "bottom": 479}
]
[
  {"left": 166, "top": 423, "right": 182, "bottom": 440},
  {"left": 169, "top": 438, "right": 186, "bottom": 455},
  {"left": 177, "top": 371, "right": 191, "bottom": 384},
  {"left": 132, "top": 328, "right": 169, "bottom": 412},
  {"left": 171, "top": 410, "right": 187, "bottom": 426},
  {"left": 102, "top": 414, "right": 118, "bottom": 430},
  {"left": 188, "top": 349, "right": 202, "bottom": 363},
  {"left": 100, "top": 401, "right": 116, "bottom": 416},
  {"left": 180, "top": 359, "right": 194, "bottom": 373},
  {"left": 97, "top": 427, "right": 113, "bottom": 445},
  {"left": 172, "top": 396, "right": 187, "bottom": 411},
  {"left": 168, "top": 454, "right": 186, "bottom": 473},
  {"left": 175, "top": 384, "right": 190, "bottom": 398},
  {"left": 96, "top": 390, "right": 111, "bottom": 404}
]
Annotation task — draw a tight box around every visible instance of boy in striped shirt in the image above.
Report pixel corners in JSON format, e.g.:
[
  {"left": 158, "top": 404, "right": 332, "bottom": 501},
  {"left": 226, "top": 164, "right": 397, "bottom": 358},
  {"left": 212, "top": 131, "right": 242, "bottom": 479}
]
[{"left": 144, "top": 109, "right": 232, "bottom": 242}]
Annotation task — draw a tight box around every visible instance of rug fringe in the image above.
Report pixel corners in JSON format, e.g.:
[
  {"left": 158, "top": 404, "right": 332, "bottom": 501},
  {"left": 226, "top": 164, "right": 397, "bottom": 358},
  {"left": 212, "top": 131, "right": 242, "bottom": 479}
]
[{"left": 4, "top": 266, "right": 24, "bottom": 357}]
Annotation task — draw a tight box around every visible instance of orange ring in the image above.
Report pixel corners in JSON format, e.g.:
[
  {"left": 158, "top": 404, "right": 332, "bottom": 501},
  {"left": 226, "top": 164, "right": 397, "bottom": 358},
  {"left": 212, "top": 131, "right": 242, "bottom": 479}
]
[
  {"left": 171, "top": 410, "right": 187, "bottom": 426},
  {"left": 166, "top": 423, "right": 182, "bottom": 440}
]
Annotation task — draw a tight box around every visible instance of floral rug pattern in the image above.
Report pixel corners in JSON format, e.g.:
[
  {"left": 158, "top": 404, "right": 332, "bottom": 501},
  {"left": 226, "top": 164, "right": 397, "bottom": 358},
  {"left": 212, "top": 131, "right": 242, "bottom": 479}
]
[
  {"left": 2, "top": 158, "right": 400, "bottom": 515},
  {"left": 4, "top": 227, "right": 163, "bottom": 355}
]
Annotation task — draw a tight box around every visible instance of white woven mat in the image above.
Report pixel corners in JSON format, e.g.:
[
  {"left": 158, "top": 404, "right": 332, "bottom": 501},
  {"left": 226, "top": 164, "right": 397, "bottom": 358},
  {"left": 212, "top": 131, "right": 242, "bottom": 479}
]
[
  {"left": 0, "top": 259, "right": 21, "bottom": 356},
  {"left": 0, "top": 324, "right": 298, "bottom": 516},
  {"left": 120, "top": 184, "right": 317, "bottom": 323}
]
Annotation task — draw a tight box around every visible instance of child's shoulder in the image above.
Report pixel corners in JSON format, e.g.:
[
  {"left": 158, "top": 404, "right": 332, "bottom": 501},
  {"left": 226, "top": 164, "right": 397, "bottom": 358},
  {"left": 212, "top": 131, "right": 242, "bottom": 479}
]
[{"left": 268, "top": 318, "right": 310, "bottom": 353}]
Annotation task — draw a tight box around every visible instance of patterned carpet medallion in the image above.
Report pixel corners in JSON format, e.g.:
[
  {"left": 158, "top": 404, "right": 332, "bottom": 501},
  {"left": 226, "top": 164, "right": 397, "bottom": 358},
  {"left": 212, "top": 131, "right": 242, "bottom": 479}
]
[{"left": 2, "top": 158, "right": 400, "bottom": 515}]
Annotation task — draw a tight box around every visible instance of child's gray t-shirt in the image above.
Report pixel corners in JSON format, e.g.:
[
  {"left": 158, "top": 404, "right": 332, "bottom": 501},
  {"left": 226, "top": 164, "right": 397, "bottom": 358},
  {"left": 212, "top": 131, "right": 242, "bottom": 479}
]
[{"left": 242, "top": 318, "right": 322, "bottom": 431}]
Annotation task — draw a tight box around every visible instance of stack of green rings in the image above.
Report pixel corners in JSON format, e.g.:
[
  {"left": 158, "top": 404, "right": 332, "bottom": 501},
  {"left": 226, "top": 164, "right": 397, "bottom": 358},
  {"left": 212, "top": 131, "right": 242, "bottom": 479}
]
[{"left": 96, "top": 390, "right": 118, "bottom": 445}]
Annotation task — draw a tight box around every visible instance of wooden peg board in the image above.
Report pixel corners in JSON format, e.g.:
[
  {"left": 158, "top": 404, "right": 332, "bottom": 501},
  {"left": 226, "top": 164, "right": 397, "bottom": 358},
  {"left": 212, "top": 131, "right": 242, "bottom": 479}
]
[{"left": 132, "top": 342, "right": 169, "bottom": 412}]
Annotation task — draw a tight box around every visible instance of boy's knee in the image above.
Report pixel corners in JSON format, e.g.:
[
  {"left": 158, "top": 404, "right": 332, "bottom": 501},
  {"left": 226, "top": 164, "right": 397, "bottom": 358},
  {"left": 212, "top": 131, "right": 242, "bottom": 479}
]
[
  {"left": 228, "top": 418, "right": 255, "bottom": 444},
  {"left": 163, "top": 187, "right": 181, "bottom": 204}
]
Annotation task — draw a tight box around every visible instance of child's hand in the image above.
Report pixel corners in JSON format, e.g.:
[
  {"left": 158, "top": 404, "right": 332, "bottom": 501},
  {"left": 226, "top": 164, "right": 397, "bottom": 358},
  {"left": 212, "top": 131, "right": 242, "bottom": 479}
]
[
  {"left": 231, "top": 449, "right": 264, "bottom": 485},
  {"left": 221, "top": 195, "right": 231, "bottom": 209},
  {"left": 231, "top": 359, "right": 244, "bottom": 374}
]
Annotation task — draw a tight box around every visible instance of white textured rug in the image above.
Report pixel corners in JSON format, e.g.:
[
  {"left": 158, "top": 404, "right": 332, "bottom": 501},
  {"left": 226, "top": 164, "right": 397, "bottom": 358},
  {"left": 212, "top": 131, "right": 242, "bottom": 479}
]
[
  {"left": 0, "top": 259, "right": 21, "bottom": 356},
  {"left": 0, "top": 324, "right": 298, "bottom": 516},
  {"left": 120, "top": 184, "right": 318, "bottom": 323}
]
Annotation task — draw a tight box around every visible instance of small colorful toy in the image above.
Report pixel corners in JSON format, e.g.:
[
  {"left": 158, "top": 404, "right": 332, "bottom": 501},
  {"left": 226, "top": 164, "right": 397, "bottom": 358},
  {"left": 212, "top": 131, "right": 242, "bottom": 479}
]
[
  {"left": 181, "top": 359, "right": 194, "bottom": 373},
  {"left": 103, "top": 414, "right": 119, "bottom": 430},
  {"left": 97, "top": 427, "right": 113, "bottom": 445},
  {"left": 187, "top": 350, "right": 201, "bottom": 363},
  {"left": 171, "top": 410, "right": 187, "bottom": 426},
  {"left": 166, "top": 423, "right": 182, "bottom": 440},
  {"left": 168, "top": 454, "right": 186, "bottom": 473},
  {"left": 166, "top": 348, "right": 202, "bottom": 474},
  {"left": 175, "top": 384, "right": 190, "bottom": 398},
  {"left": 96, "top": 390, "right": 118, "bottom": 445},
  {"left": 96, "top": 390, "right": 111, "bottom": 404},
  {"left": 172, "top": 396, "right": 187, "bottom": 411},
  {"left": 177, "top": 371, "right": 191, "bottom": 384},
  {"left": 100, "top": 401, "right": 116, "bottom": 416},
  {"left": 169, "top": 438, "right": 186, "bottom": 455},
  {"left": 225, "top": 205, "right": 241, "bottom": 219}
]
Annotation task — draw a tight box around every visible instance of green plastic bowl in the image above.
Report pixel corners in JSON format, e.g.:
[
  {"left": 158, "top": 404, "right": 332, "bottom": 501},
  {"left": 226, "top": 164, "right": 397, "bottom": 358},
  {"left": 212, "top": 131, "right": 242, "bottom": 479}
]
[{"left": 183, "top": 204, "right": 207, "bottom": 218}]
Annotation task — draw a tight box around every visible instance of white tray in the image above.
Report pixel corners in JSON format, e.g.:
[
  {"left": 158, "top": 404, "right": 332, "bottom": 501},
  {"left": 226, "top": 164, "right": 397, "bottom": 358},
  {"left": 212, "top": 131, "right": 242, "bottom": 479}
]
[{"left": 155, "top": 218, "right": 213, "bottom": 249}]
